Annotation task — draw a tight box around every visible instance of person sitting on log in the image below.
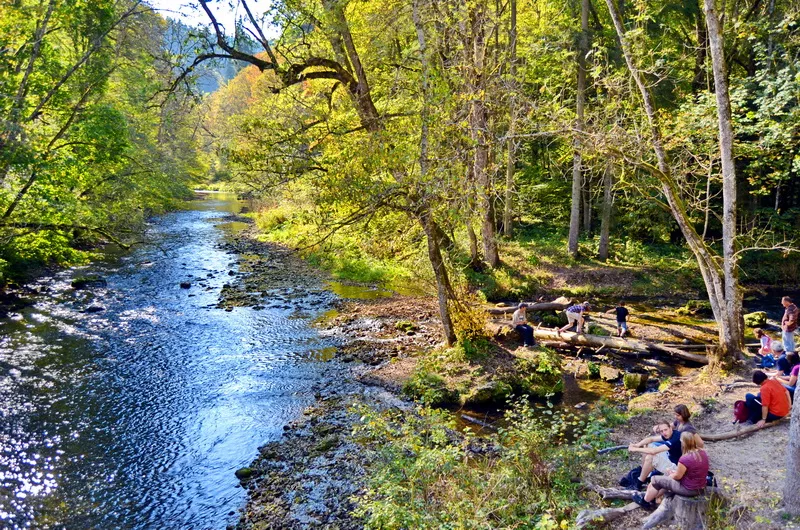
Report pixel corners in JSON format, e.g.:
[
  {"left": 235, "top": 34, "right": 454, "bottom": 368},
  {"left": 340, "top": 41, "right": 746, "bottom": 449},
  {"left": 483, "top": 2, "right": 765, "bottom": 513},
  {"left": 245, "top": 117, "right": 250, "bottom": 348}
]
[
  {"left": 627, "top": 420, "right": 683, "bottom": 490},
  {"left": 775, "top": 345, "right": 799, "bottom": 376},
  {"left": 632, "top": 431, "right": 710, "bottom": 510},
  {"left": 745, "top": 370, "right": 791, "bottom": 427},
  {"left": 772, "top": 352, "right": 799, "bottom": 400},
  {"left": 511, "top": 303, "right": 535, "bottom": 347},
  {"left": 558, "top": 301, "right": 590, "bottom": 334},
  {"left": 651, "top": 405, "right": 703, "bottom": 447}
]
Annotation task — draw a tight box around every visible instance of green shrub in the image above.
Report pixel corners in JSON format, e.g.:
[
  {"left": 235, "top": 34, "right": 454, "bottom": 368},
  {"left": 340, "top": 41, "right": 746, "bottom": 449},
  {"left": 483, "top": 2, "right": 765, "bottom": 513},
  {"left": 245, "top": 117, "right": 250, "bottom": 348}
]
[
  {"left": 588, "top": 362, "right": 601, "bottom": 379},
  {"left": 395, "top": 320, "right": 418, "bottom": 332},
  {"left": 587, "top": 323, "right": 610, "bottom": 336},
  {"left": 402, "top": 371, "right": 458, "bottom": 406}
]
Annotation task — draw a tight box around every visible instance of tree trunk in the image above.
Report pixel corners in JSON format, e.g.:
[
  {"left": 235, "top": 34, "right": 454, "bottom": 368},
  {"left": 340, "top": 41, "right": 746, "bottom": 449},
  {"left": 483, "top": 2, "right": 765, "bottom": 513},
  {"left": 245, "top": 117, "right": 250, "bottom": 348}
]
[
  {"left": 582, "top": 175, "right": 592, "bottom": 233},
  {"left": 692, "top": 0, "right": 708, "bottom": 93},
  {"left": 604, "top": 0, "right": 744, "bottom": 360},
  {"left": 598, "top": 167, "right": 613, "bottom": 260},
  {"left": 502, "top": 0, "right": 517, "bottom": 237},
  {"left": 784, "top": 391, "right": 800, "bottom": 515},
  {"left": 413, "top": 0, "right": 457, "bottom": 346},
  {"left": 704, "top": 0, "right": 744, "bottom": 359},
  {"left": 567, "top": 0, "right": 589, "bottom": 257},
  {"left": 470, "top": 3, "right": 500, "bottom": 267}
]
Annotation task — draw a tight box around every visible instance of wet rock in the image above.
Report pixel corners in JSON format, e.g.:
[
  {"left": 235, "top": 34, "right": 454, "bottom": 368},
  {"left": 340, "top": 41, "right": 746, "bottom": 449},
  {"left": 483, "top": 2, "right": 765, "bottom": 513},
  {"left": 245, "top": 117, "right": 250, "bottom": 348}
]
[
  {"left": 71, "top": 276, "right": 107, "bottom": 289},
  {"left": 574, "top": 402, "right": 588, "bottom": 409},
  {"left": 85, "top": 305, "right": 105, "bottom": 313},
  {"left": 180, "top": 282, "right": 191, "bottom": 289},
  {"left": 623, "top": 372, "right": 649, "bottom": 391},
  {"left": 743, "top": 311, "right": 767, "bottom": 327},
  {"left": 235, "top": 467, "right": 254, "bottom": 480}
]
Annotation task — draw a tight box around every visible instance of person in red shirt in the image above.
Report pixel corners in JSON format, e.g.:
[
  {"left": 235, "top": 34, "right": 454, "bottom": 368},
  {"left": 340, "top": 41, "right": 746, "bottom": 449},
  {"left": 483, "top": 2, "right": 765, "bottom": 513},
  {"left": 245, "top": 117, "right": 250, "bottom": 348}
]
[{"left": 745, "top": 370, "right": 791, "bottom": 427}]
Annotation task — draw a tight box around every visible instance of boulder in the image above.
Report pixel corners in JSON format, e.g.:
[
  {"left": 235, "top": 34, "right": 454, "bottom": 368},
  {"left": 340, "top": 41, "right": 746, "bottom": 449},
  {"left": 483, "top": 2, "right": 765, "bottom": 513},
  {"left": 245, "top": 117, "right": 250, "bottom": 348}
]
[
  {"left": 180, "top": 282, "right": 191, "bottom": 289},
  {"left": 235, "top": 467, "right": 254, "bottom": 480},
  {"left": 461, "top": 381, "right": 513, "bottom": 406},
  {"left": 600, "top": 366, "right": 622, "bottom": 382},
  {"left": 623, "top": 372, "right": 649, "bottom": 391},
  {"left": 743, "top": 311, "right": 767, "bottom": 327}
]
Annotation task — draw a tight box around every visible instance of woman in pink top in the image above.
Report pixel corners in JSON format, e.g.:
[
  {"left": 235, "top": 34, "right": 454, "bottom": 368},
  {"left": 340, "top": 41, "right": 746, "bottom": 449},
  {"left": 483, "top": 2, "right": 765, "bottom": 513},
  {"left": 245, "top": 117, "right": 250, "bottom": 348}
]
[
  {"left": 774, "top": 353, "right": 799, "bottom": 397},
  {"left": 633, "top": 431, "right": 709, "bottom": 510}
]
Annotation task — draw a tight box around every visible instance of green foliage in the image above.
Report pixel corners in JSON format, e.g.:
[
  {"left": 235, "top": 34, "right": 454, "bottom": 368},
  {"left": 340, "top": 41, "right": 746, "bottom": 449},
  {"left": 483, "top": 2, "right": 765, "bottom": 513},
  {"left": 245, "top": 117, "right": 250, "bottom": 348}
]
[
  {"left": 587, "top": 362, "right": 601, "bottom": 379},
  {"left": 351, "top": 399, "right": 629, "bottom": 529},
  {"left": 501, "top": 350, "right": 564, "bottom": 397},
  {"left": 395, "top": 320, "right": 418, "bottom": 332},
  {"left": 401, "top": 371, "right": 458, "bottom": 406},
  {"left": 587, "top": 324, "right": 610, "bottom": 336}
]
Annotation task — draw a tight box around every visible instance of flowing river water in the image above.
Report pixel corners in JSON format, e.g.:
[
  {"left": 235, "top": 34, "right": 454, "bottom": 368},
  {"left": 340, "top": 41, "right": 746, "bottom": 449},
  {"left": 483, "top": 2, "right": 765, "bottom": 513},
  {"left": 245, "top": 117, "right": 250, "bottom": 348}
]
[{"left": 0, "top": 194, "right": 337, "bottom": 529}]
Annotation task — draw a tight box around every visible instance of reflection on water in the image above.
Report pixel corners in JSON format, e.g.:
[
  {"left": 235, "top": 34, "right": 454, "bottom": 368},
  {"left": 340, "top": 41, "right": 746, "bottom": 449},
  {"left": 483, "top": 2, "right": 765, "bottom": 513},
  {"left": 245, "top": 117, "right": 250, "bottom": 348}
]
[{"left": 0, "top": 194, "right": 335, "bottom": 529}]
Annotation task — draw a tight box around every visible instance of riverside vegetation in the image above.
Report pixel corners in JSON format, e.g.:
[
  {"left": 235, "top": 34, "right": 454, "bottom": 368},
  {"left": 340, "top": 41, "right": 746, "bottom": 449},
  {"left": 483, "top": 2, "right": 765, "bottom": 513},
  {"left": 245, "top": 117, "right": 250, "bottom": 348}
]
[{"left": 5, "top": 0, "right": 800, "bottom": 528}]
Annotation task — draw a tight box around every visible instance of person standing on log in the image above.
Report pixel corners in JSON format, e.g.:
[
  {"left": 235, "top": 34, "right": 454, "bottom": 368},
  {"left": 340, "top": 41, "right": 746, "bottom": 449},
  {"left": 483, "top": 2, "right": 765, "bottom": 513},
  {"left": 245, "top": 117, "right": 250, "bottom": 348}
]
[
  {"left": 632, "top": 431, "right": 710, "bottom": 510},
  {"left": 511, "top": 303, "right": 535, "bottom": 347},
  {"left": 559, "top": 301, "right": 590, "bottom": 334},
  {"left": 745, "top": 370, "right": 791, "bottom": 427},
  {"left": 781, "top": 296, "right": 798, "bottom": 353},
  {"left": 615, "top": 301, "right": 629, "bottom": 337},
  {"left": 628, "top": 421, "right": 683, "bottom": 490}
]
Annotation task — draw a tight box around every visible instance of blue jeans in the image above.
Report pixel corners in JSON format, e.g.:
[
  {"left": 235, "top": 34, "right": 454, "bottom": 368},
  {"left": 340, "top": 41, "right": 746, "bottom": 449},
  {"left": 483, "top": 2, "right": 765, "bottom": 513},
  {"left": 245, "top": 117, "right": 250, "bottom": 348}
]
[
  {"left": 745, "top": 392, "right": 785, "bottom": 424},
  {"left": 515, "top": 324, "right": 534, "bottom": 346},
  {"left": 783, "top": 330, "right": 796, "bottom": 353}
]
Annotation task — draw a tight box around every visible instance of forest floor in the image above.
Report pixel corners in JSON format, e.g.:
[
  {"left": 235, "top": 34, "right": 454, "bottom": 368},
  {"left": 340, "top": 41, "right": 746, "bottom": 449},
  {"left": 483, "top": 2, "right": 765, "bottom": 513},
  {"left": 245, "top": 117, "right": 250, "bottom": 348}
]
[{"left": 220, "top": 218, "right": 795, "bottom": 530}]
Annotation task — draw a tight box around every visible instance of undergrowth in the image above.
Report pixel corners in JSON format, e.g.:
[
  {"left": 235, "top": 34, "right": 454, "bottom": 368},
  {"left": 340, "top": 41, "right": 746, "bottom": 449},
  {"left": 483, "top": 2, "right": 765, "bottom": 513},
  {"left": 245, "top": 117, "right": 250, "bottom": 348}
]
[{"left": 350, "top": 399, "right": 630, "bottom": 529}]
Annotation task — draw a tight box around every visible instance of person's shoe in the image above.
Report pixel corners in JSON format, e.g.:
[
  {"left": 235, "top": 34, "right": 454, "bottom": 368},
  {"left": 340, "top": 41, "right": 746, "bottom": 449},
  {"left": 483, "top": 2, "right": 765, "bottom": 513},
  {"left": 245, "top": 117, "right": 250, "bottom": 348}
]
[
  {"left": 632, "top": 493, "right": 656, "bottom": 510},
  {"left": 633, "top": 477, "right": 646, "bottom": 491}
]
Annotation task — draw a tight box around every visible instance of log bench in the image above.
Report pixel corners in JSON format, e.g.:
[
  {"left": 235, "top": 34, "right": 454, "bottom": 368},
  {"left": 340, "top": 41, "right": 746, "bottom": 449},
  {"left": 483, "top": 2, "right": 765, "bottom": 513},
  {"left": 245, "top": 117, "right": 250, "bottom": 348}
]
[{"left": 643, "top": 490, "right": 721, "bottom": 529}]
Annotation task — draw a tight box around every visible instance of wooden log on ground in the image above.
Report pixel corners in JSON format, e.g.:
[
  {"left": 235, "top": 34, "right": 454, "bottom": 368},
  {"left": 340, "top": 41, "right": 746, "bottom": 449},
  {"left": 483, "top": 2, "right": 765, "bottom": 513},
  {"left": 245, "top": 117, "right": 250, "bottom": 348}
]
[
  {"left": 584, "top": 483, "right": 638, "bottom": 500},
  {"left": 642, "top": 495, "right": 674, "bottom": 529},
  {"left": 530, "top": 329, "right": 710, "bottom": 364},
  {"left": 597, "top": 444, "right": 628, "bottom": 455},
  {"left": 701, "top": 416, "right": 789, "bottom": 442},
  {"left": 487, "top": 300, "right": 571, "bottom": 315},
  {"left": 576, "top": 502, "right": 639, "bottom": 529},
  {"left": 642, "top": 493, "right": 715, "bottom": 530}
]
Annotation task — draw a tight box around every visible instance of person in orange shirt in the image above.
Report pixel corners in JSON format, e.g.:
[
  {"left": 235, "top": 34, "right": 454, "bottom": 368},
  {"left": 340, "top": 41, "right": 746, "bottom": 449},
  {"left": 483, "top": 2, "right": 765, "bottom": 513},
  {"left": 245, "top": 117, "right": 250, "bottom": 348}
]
[{"left": 745, "top": 370, "right": 791, "bottom": 427}]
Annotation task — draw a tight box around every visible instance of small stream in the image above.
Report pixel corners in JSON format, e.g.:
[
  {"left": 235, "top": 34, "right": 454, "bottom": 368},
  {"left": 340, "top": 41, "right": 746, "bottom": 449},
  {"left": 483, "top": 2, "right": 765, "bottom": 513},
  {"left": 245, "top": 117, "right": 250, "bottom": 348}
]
[{"left": 0, "top": 194, "right": 337, "bottom": 529}]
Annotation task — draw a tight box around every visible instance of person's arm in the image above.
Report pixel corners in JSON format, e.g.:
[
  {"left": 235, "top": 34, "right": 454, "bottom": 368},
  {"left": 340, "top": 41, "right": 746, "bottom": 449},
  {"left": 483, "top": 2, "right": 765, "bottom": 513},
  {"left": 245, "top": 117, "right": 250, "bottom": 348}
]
[
  {"left": 757, "top": 403, "right": 770, "bottom": 428},
  {"left": 629, "top": 440, "right": 668, "bottom": 455},
  {"left": 789, "top": 375, "right": 798, "bottom": 387},
  {"left": 669, "top": 463, "right": 687, "bottom": 480},
  {"left": 790, "top": 308, "right": 799, "bottom": 329}
]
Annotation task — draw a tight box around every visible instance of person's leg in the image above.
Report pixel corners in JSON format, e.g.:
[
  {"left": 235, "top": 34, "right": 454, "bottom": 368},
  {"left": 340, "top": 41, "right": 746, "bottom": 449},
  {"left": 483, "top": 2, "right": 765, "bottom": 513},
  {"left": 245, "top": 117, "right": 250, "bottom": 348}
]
[
  {"left": 745, "top": 393, "right": 762, "bottom": 423},
  {"left": 783, "top": 331, "right": 796, "bottom": 353},
  {"left": 524, "top": 325, "right": 535, "bottom": 346},
  {"left": 515, "top": 325, "right": 527, "bottom": 344},
  {"left": 638, "top": 454, "right": 654, "bottom": 483},
  {"left": 559, "top": 312, "right": 577, "bottom": 333},
  {"left": 577, "top": 315, "right": 585, "bottom": 333},
  {"left": 765, "top": 411, "right": 784, "bottom": 423},
  {"left": 643, "top": 482, "right": 660, "bottom": 503}
]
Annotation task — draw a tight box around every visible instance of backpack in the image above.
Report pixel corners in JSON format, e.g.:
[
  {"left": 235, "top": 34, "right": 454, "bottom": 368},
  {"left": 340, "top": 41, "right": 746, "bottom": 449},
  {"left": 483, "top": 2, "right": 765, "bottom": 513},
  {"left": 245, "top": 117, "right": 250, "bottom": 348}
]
[
  {"left": 706, "top": 470, "right": 717, "bottom": 488},
  {"left": 733, "top": 400, "right": 749, "bottom": 423},
  {"left": 619, "top": 466, "right": 642, "bottom": 488},
  {"left": 760, "top": 354, "right": 776, "bottom": 368}
]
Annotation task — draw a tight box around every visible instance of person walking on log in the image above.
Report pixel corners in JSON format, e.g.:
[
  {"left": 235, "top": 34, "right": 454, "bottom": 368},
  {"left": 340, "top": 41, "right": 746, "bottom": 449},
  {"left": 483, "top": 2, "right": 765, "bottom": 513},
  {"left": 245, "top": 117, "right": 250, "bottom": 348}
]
[
  {"left": 781, "top": 296, "right": 798, "bottom": 353},
  {"left": 615, "top": 301, "right": 629, "bottom": 338},
  {"left": 627, "top": 420, "right": 683, "bottom": 490},
  {"left": 512, "top": 303, "right": 535, "bottom": 347},
  {"left": 559, "top": 301, "right": 590, "bottom": 334},
  {"left": 632, "top": 431, "right": 709, "bottom": 510},
  {"left": 745, "top": 370, "right": 791, "bottom": 427}
]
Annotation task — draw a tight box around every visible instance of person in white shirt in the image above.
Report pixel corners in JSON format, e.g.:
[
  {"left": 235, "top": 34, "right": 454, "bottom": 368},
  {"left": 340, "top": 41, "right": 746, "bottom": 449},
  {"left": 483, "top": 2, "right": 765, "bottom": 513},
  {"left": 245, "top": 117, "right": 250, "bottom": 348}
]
[{"left": 512, "top": 303, "right": 535, "bottom": 347}]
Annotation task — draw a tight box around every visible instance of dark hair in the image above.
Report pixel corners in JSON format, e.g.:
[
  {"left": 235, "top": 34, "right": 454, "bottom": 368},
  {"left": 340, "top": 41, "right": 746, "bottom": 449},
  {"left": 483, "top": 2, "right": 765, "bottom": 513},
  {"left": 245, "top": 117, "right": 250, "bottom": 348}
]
[
  {"left": 674, "top": 404, "right": 691, "bottom": 423},
  {"left": 753, "top": 370, "right": 768, "bottom": 385},
  {"left": 755, "top": 328, "right": 764, "bottom": 337},
  {"left": 518, "top": 303, "right": 528, "bottom": 309},
  {"left": 618, "top": 301, "right": 625, "bottom": 306},
  {"left": 656, "top": 421, "right": 672, "bottom": 431},
  {"left": 787, "top": 352, "right": 800, "bottom": 367},
  {"left": 784, "top": 296, "right": 794, "bottom": 303}
]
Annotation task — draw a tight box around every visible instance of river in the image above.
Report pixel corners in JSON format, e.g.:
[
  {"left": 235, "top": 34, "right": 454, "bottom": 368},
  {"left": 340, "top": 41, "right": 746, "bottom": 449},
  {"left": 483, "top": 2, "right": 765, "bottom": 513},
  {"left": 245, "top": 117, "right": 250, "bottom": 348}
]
[{"left": 0, "top": 194, "right": 336, "bottom": 529}]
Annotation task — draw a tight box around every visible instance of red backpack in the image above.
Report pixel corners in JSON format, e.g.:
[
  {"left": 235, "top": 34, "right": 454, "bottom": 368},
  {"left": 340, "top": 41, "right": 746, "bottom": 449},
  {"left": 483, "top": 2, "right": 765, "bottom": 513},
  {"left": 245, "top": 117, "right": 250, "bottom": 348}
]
[{"left": 733, "top": 400, "right": 749, "bottom": 423}]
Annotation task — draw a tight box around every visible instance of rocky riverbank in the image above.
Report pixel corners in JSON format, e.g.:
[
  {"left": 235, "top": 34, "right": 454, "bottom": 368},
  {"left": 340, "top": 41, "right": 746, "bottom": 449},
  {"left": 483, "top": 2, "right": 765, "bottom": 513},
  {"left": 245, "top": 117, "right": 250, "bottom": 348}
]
[{"left": 220, "top": 215, "right": 796, "bottom": 530}]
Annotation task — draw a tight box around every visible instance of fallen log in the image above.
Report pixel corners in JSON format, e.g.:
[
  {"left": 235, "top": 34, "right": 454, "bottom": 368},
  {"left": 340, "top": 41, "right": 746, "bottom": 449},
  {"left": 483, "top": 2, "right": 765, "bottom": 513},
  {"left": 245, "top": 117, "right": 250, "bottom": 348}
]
[
  {"left": 530, "top": 328, "right": 709, "bottom": 364},
  {"left": 597, "top": 444, "right": 628, "bottom": 455},
  {"left": 487, "top": 301, "right": 571, "bottom": 315},
  {"left": 584, "top": 483, "right": 638, "bottom": 500},
  {"left": 701, "top": 416, "right": 789, "bottom": 442},
  {"left": 575, "top": 502, "right": 639, "bottom": 529}
]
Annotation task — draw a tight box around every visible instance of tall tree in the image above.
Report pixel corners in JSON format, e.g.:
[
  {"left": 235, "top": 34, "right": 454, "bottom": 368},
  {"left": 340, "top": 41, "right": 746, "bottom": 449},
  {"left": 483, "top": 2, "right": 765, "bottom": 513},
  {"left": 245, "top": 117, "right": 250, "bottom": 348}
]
[
  {"left": 567, "top": 0, "right": 589, "bottom": 257},
  {"left": 604, "top": 0, "right": 744, "bottom": 359},
  {"left": 502, "top": 0, "right": 517, "bottom": 237}
]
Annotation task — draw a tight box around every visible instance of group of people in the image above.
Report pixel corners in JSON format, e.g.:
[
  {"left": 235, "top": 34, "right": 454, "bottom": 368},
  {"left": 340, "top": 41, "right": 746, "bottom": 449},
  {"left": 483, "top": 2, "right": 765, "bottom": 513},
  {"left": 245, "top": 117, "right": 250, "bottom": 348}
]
[
  {"left": 627, "top": 405, "right": 709, "bottom": 510},
  {"left": 511, "top": 300, "right": 630, "bottom": 347}
]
